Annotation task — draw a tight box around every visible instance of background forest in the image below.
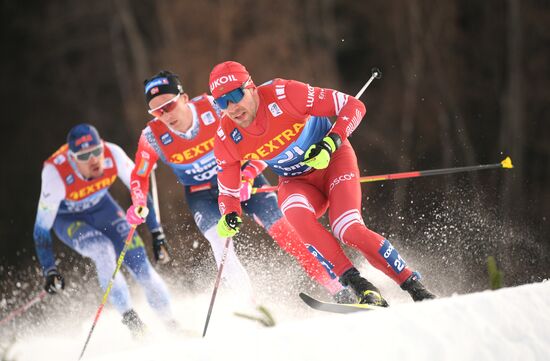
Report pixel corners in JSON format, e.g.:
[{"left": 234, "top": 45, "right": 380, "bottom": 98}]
[{"left": 1, "top": 0, "right": 549, "bottom": 301}]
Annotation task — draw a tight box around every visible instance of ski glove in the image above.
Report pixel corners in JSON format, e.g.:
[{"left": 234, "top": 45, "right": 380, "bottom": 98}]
[
  {"left": 239, "top": 169, "right": 255, "bottom": 202},
  {"left": 126, "top": 205, "right": 149, "bottom": 226},
  {"left": 303, "top": 133, "right": 342, "bottom": 170},
  {"left": 44, "top": 269, "right": 65, "bottom": 294},
  {"left": 217, "top": 212, "right": 243, "bottom": 238},
  {"left": 151, "top": 230, "right": 171, "bottom": 264}
]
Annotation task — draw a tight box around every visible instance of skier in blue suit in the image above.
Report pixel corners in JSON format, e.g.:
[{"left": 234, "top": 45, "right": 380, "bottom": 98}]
[{"left": 33, "top": 123, "right": 176, "bottom": 335}]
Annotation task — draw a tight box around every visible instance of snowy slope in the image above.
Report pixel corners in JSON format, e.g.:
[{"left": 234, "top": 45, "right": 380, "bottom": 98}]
[{"left": 6, "top": 281, "right": 550, "bottom": 361}]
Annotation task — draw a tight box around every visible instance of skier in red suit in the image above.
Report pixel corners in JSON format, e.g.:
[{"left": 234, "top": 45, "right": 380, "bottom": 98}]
[
  {"left": 126, "top": 71, "right": 352, "bottom": 311},
  {"left": 210, "top": 61, "right": 435, "bottom": 305}
]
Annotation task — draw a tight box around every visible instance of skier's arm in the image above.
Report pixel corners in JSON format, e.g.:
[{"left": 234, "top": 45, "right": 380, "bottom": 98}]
[
  {"left": 109, "top": 141, "right": 162, "bottom": 232},
  {"left": 214, "top": 129, "right": 243, "bottom": 216},
  {"left": 284, "top": 80, "right": 366, "bottom": 141},
  {"left": 242, "top": 160, "right": 268, "bottom": 180},
  {"left": 33, "top": 164, "right": 64, "bottom": 276},
  {"left": 237, "top": 160, "right": 268, "bottom": 202}
]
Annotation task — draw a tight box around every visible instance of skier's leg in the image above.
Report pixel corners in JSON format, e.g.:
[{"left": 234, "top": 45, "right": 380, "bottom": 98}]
[
  {"left": 244, "top": 175, "right": 344, "bottom": 295},
  {"left": 53, "top": 218, "right": 133, "bottom": 314},
  {"left": 277, "top": 179, "right": 354, "bottom": 278},
  {"left": 89, "top": 196, "right": 174, "bottom": 319},
  {"left": 122, "top": 241, "right": 173, "bottom": 319},
  {"left": 276, "top": 146, "right": 389, "bottom": 306},
  {"left": 326, "top": 142, "right": 413, "bottom": 285},
  {"left": 202, "top": 226, "right": 255, "bottom": 298},
  {"left": 187, "top": 187, "right": 255, "bottom": 302}
]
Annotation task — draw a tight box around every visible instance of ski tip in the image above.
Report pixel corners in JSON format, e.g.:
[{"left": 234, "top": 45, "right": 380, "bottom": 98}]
[
  {"left": 299, "top": 292, "right": 383, "bottom": 314},
  {"left": 257, "top": 305, "right": 276, "bottom": 327},
  {"left": 501, "top": 156, "right": 513, "bottom": 169},
  {"left": 233, "top": 305, "right": 276, "bottom": 327}
]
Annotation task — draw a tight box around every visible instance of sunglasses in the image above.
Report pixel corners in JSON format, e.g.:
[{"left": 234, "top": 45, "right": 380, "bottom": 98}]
[
  {"left": 148, "top": 93, "right": 181, "bottom": 118},
  {"left": 214, "top": 86, "right": 247, "bottom": 110},
  {"left": 214, "top": 77, "right": 253, "bottom": 110},
  {"left": 72, "top": 145, "right": 104, "bottom": 162}
]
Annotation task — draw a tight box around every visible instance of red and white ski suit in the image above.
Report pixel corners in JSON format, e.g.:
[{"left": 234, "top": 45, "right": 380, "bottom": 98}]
[
  {"left": 130, "top": 94, "right": 344, "bottom": 294},
  {"left": 215, "top": 79, "right": 413, "bottom": 285}
]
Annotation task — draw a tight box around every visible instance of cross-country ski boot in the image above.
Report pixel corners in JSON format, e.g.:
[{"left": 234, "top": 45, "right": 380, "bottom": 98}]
[
  {"left": 339, "top": 267, "right": 389, "bottom": 307},
  {"left": 332, "top": 288, "right": 357, "bottom": 304},
  {"left": 401, "top": 272, "right": 436, "bottom": 302},
  {"left": 122, "top": 309, "right": 147, "bottom": 338}
]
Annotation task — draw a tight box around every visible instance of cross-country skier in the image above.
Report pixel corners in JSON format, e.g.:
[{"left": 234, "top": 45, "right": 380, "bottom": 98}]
[
  {"left": 209, "top": 61, "right": 436, "bottom": 306},
  {"left": 33, "top": 123, "right": 176, "bottom": 336},
  {"left": 126, "top": 71, "right": 353, "bottom": 320}
]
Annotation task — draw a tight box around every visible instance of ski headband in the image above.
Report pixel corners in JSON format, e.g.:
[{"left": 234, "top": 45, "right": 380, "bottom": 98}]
[{"left": 144, "top": 72, "right": 183, "bottom": 105}]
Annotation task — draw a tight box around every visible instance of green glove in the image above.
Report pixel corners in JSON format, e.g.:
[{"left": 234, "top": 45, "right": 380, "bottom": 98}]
[
  {"left": 303, "top": 133, "right": 342, "bottom": 169},
  {"left": 217, "top": 212, "right": 243, "bottom": 237}
]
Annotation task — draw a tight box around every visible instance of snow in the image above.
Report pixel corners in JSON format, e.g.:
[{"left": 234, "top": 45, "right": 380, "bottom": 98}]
[{"left": 4, "top": 281, "right": 550, "bottom": 361}]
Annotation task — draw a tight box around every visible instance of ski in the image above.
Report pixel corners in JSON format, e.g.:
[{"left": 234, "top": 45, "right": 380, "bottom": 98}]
[
  {"left": 299, "top": 292, "right": 384, "bottom": 314},
  {"left": 234, "top": 305, "right": 276, "bottom": 327}
]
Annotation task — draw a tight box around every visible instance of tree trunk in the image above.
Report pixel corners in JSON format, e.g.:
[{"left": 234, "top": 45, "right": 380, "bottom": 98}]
[
  {"left": 393, "top": 1, "right": 423, "bottom": 209},
  {"left": 111, "top": 0, "right": 151, "bottom": 133},
  {"left": 499, "top": 0, "right": 524, "bottom": 216}
]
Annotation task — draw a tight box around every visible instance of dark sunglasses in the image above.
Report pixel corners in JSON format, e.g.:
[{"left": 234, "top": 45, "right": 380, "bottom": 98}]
[
  {"left": 214, "top": 86, "right": 246, "bottom": 110},
  {"left": 148, "top": 93, "right": 181, "bottom": 118},
  {"left": 72, "top": 145, "right": 103, "bottom": 162}
]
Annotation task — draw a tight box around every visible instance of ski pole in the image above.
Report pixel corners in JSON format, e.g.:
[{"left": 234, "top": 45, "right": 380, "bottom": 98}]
[
  {"left": 355, "top": 67, "right": 382, "bottom": 99},
  {"left": 253, "top": 157, "right": 513, "bottom": 194},
  {"left": 150, "top": 167, "right": 170, "bottom": 264},
  {"left": 78, "top": 225, "right": 137, "bottom": 360},
  {"left": 151, "top": 167, "right": 161, "bottom": 224},
  {"left": 0, "top": 290, "right": 47, "bottom": 327},
  {"left": 202, "top": 236, "right": 232, "bottom": 337}
]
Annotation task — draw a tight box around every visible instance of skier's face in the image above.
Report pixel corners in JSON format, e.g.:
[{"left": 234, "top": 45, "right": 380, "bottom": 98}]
[
  {"left": 148, "top": 93, "right": 192, "bottom": 133},
  {"left": 72, "top": 144, "right": 105, "bottom": 179},
  {"left": 222, "top": 88, "right": 259, "bottom": 128}
]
